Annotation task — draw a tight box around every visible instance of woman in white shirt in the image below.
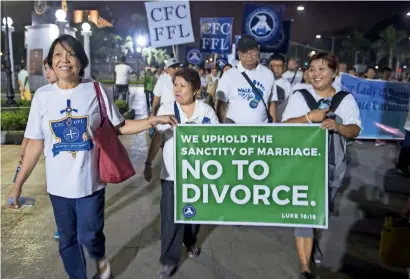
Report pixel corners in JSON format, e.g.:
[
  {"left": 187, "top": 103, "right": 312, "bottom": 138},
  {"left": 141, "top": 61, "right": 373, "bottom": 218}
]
[
  {"left": 156, "top": 68, "right": 219, "bottom": 278},
  {"left": 7, "top": 35, "right": 176, "bottom": 279},
  {"left": 282, "top": 52, "right": 361, "bottom": 279}
]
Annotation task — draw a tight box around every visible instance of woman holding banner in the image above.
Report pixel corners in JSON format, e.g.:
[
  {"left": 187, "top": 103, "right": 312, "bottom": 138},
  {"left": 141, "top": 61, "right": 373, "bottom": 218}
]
[
  {"left": 156, "top": 67, "right": 219, "bottom": 278},
  {"left": 282, "top": 52, "right": 361, "bottom": 279}
]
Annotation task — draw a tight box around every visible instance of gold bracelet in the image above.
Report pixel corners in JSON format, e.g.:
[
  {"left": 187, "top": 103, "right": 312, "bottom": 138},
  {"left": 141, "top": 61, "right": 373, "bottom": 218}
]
[{"left": 147, "top": 117, "right": 154, "bottom": 128}]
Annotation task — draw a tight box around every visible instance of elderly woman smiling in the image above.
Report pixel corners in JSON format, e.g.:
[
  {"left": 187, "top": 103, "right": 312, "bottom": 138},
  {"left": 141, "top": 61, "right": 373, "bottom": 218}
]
[
  {"left": 7, "top": 35, "right": 176, "bottom": 279},
  {"left": 156, "top": 67, "right": 219, "bottom": 278}
]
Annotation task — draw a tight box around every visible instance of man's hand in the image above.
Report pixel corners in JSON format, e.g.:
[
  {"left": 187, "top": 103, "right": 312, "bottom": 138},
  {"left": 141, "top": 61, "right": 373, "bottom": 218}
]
[{"left": 143, "top": 164, "right": 153, "bottom": 182}]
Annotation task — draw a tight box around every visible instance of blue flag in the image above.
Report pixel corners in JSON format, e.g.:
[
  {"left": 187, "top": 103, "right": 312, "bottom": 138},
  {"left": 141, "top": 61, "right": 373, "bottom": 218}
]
[
  {"left": 243, "top": 4, "right": 283, "bottom": 47},
  {"left": 186, "top": 48, "right": 203, "bottom": 65},
  {"left": 200, "top": 18, "right": 233, "bottom": 54},
  {"left": 260, "top": 20, "right": 291, "bottom": 53}
]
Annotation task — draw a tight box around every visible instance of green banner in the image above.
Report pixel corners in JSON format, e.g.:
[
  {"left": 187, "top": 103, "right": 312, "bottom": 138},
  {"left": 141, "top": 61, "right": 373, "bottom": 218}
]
[{"left": 174, "top": 125, "right": 328, "bottom": 228}]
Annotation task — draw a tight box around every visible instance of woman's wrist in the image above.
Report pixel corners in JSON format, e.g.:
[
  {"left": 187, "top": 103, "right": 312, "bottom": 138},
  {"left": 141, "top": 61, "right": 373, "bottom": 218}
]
[
  {"left": 147, "top": 116, "right": 155, "bottom": 127},
  {"left": 305, "top": 112, "right": 312, "bottom": 123}
]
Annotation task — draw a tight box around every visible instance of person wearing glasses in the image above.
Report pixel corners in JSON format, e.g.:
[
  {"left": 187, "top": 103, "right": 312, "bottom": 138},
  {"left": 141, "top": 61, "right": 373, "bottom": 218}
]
[
  {"left": 215, "top": 35, "right": 277, "bottom": 124},
  {"left": 268, "top": 54, "right": 292, "bottom": 122}
]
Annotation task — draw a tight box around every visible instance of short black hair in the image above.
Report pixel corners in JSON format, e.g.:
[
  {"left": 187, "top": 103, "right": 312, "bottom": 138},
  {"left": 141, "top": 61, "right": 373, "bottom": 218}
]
[
  {"left": 365, "top": 66, "right": 376, "bottom": 72},
  {"left": 383, "top": 67, "right": 392, "bottom": 72},
  {"left": 269, "top": 53, "right": 285, "bottom": 64},
  {"left": 47, "top": 34, "right": 89, "bottom": 77},
  {"left": 348, "top": 67, "right": 356, "bottom": 72},
  {"left": 120, "top": 56, "right": 126, "bottom": 63},
  {"left": 173, "top": 68, "right": 201, "bottom": 93}
]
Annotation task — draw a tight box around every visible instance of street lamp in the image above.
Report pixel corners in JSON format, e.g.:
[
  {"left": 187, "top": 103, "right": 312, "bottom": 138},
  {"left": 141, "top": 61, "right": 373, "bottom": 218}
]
[
  {"left": 55, "top": 9, "right": 67, "bottom": 35},
  {"left": 297, "top": 6, "right": 305, "bottom": 11},
  {"left": 81, "top": 22, "right": 92, "bottom": 79},
  {"left": 136, "top": 35, "right": 147, "bottom": 47},
  {"left": 2, "top": 17, "right": 16, "bottom": 89},
  {"left": 406, "top": 12, "right": 410, "bottom": 16},
  {"left": 136, "top": 47, "right": 142, "bottom": 53},
  {"left": 2, "top": 12, "right": 17, "bottom": 106},
  {"left": 316, "top": 35, "right": 321, "bottom": 39}
]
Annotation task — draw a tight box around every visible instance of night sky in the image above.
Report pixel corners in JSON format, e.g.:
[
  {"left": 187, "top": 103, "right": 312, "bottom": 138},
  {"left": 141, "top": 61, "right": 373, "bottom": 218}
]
[{"left": 2, "top": 1, "right": 410, "bottom": 47}]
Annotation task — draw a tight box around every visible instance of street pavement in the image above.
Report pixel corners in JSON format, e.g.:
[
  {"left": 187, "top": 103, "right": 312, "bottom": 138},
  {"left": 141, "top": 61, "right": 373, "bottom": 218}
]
[{"left": 1, "top": 86, "right": 409, "bottom": 279}]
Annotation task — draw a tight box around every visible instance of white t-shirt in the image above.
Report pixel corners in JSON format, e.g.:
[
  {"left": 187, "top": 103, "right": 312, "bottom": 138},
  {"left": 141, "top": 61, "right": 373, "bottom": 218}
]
[
  {"left": 332, "top": 75, "right": 341, "bottom": 92},
  {"left": 282, "top": 86, "right": 361, "bottom": 128},
  {"left": 275, "top": 77, "right": 292, "bottom": 101},
  {"left": 216, "top": 62, "right": 277, "bottom": 124},
  {"left": 405, "top": 98, "right": 410, "bottom": 131},
  {"left": 157, "top": 101, "right": 219, "bottom": 181},
  {"left": 283, "top": 70, "right": 303, "bottom": 86},
  {"left": 115, "top": 64, "right": 133, "bottom": 85},
  {"left": 18, "top": 69, "right": 30, "bottom": 90},
  {"left": 24, "top": 81, "right": 124, "bottom": 198},
  {"left": 153, "top": 74, "right": 175, "bottom": 105}
]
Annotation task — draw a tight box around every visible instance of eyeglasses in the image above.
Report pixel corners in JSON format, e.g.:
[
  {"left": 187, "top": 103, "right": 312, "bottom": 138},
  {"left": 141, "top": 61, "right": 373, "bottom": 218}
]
[{"left": 240, "top": 49, "right": 258, "bottom": 57}]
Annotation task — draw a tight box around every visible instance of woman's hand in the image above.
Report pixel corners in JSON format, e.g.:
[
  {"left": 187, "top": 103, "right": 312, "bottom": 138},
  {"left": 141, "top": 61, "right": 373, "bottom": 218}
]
[
  {"left": 321, "top": 118, "right": 339, "bottom": 132},
  {"left": 307, "top": 109, "right": 329, "bottom": 123},
  {"left": 151, "top": 115, "right": 178, "bottom": 126},
  {"left": 7, "top": 184, "right": 22, "bottom": 209}
]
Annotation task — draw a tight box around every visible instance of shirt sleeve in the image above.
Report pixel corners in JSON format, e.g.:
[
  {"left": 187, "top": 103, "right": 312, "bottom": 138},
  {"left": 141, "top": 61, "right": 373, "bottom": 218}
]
[
  {"left": 24, "top": 92, "right": 44, "bottom": 140},
  {"left": 156, "top": 104, "right": 173, "bottom": 132},
  {"left": 269, "top": 75, "right": 278, "bottom": 102},
  {"left": 206, "top": 104, "right": 220, "bottom": 124},
  {"left": 281, "top": 92, "right": 310, "bottom": 122},
  {"left": 215, "top": 74, "right": 230, "bottom": 102},
  {"left": 99, "top": 82, "right": 124, "bottom": 127},
  {"left": 153, "top": 78, "right": 162, "bottom": 97},
  {"left": 338, "top": 94, "right": 362, "bottom": 128}
]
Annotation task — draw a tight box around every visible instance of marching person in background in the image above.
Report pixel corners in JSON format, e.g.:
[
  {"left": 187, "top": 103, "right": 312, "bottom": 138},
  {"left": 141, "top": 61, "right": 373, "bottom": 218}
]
[
  {"left": 144, "top": 68, "right": 155, "bottom": 112},
  {"left": 215, "top": 35, "right": 277, "bottom": 124},
  {"left": 220, "top": 63, "right": 233, "bottom": 78},
  {"left": 156, "top": 67, "right": 219, "bottom": 278},
  {"left": 205, "top": 67, "right": 219, "bottom": 107},
  {"left": 18, "top": 63, "right": 32, "bottom": 101},
  {"left": 283, "top": 57, "right": 303, "bottom": 86},
  {"left": 199, "top": 68, "right": 207, "bottom": 99},
  {"left": 381, "top": 67, "right": 392, "bottom": 81},
  {"left": 269, "top": 54, "right": 292, "bottom": 122},
  {"left": 348, "top": 67, "right": 357, "bottom": 76},
  {"left": 114, "top": 56, "right": 133, "bottom": 101},
  {"left": 283, "top": 52, "right": 361, "bottom": 279},
  {"left": 332, "top": 61, "right": 348, "bottom": 92},
  {"left": 7, "top": 34, "right": 177, "bottom": 279}
]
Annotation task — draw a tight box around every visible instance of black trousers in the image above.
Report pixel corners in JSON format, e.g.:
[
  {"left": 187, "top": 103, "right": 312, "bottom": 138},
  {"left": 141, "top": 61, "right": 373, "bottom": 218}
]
[
  {"left": 397, "top": 131, "right": 410, "bottom": 169},
  {"left": 145, "top": 90, "right": 154, "bottom": 109},
  {"left": 160, "top": 180, "right": 200, "bottom": 266},
  {"left": 115, "top": 84, "right": 129, "bottom": 101}
]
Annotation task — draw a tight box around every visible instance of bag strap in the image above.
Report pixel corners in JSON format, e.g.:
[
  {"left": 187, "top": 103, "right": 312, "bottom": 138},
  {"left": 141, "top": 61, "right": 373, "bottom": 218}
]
[
  {"left": 174, "top": 101, "right": 181, "bottom": 124},
  {"left": 93, "top": 82, "right": 108, "bottom": 121},
  {"left": 297, "top": 89, "right": 319, "bottom": 111},
  {"left": 290, "top": 70, "right": 298, "bottom": 85},
  {"left": 330, "top": 91, "right": 350, "bottom": 112},
  {"left": 236, "top": 67, "right": 270, "bottom": 118}
]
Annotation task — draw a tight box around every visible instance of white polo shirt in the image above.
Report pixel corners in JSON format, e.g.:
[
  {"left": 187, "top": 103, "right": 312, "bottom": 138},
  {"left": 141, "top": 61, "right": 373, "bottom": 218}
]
[
  {"left": 282, "top": 86, "right": 361, "bottom": 128},
  {"left": 153, "top": 73, "right": 175, "bottom": 105},
  {"left": 115, "top": 64, "right": 133, "bottom": 85},
  {"left": 156, "top": 101, "right": 219, "bottom": 181},
  {"left": 283, "top": 70, "right": 303, "bottom": 86},
  {"left": 216, "top": 62, "right": 277, "bottom": 124},
  {"left": 24, "top": 81, "right": 124, "bottom": 198}
]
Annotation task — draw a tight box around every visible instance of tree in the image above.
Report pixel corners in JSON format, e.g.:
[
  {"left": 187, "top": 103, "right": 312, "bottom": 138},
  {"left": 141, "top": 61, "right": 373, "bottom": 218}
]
[
  {"left": 341, "top": 30, "right": 372, "bottom": 65},
  {"left": 142, "top": 48, "right": 170, "bottom": 67},
  {"left": 373, "top": 25, "right": 408, "bottom": 68}
]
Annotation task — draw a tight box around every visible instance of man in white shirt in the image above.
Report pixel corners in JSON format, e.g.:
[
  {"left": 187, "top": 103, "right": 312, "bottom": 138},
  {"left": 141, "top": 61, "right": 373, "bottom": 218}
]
[
  {"left": 199, "top": 68, "right": 207, "bottom": 98},
  {"left": 151, "top": 58, "right": 181, "bottom": 116},
  {"left": 215, "top": 35, "right": 277, "bottom": 124},
  {"left": 283, "top": 58, "right": 303, "bottom": 86},
  {"left": 269, "top": 54, "right": 292, "bottom": 122},
  {"left": 114, "top": 56, "right": 133, "bottom": 101}
]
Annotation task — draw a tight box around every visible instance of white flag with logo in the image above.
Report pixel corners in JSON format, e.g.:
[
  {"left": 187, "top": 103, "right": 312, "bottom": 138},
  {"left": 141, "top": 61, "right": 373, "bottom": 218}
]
[{"left": 145, "top": 1, "right": 195, "bottom": 48}]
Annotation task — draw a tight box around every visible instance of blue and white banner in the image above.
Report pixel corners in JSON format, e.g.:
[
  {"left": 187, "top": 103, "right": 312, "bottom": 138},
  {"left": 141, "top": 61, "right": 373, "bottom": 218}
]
[
  {"left": 200, "top": 17, "right": 233, "bottom": 54},
  {"left": 185, "top": 48, "right": 203, "bottom": 65},
  {"left": 341, "top": 73, "right": 410, "bottom": 139},
  {"left": 260, "top": 20, "right": 291, "bottom": 54},
  {"left": 243, "top": 4, "right": 283, "bottom": 47},
  {"left": 216, "top": 57, "right": 228, "bottom": 69}
]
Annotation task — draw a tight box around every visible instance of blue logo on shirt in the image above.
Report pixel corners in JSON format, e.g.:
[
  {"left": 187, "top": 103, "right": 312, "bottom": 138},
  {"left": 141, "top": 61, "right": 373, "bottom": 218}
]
[
  {"left": 237, "top": 80, "right": 265, "bottom": 109},
  {"left": 202, "top": 117, "right": 211, "bottom": 124},
  {"left": 49, "top": 100, "right": 93, "bottom": 158}
]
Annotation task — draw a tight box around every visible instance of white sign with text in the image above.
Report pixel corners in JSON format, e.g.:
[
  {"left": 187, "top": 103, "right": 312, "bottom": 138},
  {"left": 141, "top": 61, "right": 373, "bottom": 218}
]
[{"left": 145, "top": 1, "right": 194, "bottom": 48}]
